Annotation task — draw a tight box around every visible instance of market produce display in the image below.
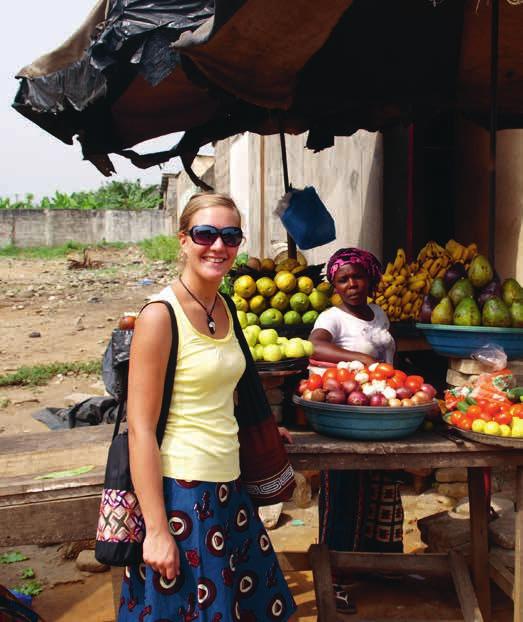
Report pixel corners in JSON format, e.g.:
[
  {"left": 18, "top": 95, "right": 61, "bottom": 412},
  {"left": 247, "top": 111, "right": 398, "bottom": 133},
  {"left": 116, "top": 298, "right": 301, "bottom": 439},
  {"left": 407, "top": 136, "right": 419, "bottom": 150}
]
[
  {"left": 226, "top": 253, "right": 336, "bottom": 328},
  {"left": 372, "top": 239, "right": 477, "bottom": 322},
  {"left": 420, "top": 253, "right": 523, "bottom": 327},
  {"left": 242, "top": 325, "right": 314, "bottom": 362},
  {"left": 296, "top": 361, "right": 436, "bottom": 408},
  {"left": 444, "top": 367, "right": 523, "bottom": 439}
]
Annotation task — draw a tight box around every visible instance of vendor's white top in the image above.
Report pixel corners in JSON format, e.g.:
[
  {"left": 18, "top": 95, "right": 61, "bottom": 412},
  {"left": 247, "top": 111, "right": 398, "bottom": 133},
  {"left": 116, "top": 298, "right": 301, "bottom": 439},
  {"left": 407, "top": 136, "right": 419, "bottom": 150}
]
[{"left": 313, "top": 304, "right": 395, "bottom": 363}]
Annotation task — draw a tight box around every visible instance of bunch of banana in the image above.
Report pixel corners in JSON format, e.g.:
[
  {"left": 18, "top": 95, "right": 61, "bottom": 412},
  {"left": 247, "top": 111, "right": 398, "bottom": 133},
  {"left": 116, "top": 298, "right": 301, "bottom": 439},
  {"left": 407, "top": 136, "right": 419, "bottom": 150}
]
[
  {"left": 416, "top": 241, "right": 452, "bottom": 280},
  {"left": 373, "top": 248, "right": 430, "bottom": 322},
  {"left": 445, "top": 239, "right": 478, "bottom": 267}
]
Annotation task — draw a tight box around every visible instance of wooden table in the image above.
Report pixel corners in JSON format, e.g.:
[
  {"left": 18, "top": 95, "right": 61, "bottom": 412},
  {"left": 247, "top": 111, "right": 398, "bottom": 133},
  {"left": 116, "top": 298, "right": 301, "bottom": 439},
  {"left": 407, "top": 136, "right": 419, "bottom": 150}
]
[{"left": 2, "top": 427, "right": 523, "bottom": 621}]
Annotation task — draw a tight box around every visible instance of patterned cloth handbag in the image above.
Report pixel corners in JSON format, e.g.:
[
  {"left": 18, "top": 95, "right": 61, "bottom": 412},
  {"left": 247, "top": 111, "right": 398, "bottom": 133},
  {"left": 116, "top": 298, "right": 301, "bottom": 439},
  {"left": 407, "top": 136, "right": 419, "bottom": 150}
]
[
  {"left": 224, "top": 295, "right": 296, "bottom": 506},
  {"left": 95, "top": 301, "right": 179, "bottom": 567}
]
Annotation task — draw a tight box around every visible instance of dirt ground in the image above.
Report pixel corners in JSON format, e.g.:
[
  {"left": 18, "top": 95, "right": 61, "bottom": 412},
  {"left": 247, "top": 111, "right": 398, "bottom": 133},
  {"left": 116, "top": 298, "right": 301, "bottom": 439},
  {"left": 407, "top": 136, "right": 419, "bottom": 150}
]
[{"left": 0, "top": 249, "right": 514, "bottom": 620}]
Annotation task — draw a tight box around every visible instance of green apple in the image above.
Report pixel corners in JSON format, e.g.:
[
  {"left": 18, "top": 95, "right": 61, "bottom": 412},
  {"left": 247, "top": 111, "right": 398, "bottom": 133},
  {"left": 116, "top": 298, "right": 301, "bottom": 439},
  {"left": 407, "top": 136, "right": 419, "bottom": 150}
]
[
  {"left": 277, "top": 336, "right": 289, "bottom": 346},
  {"left": 243, "top": 328, "right": 258, "bottom": 348},
  {"left": 284, "top": 310, "right": 302, "bottom": 325},
  {"left": 254, "top": 344, "right": 264, "bottom": 360},
  {"left": 259, "top": 308, "right": 284, "bottom": 327},
  {"left": 302, "top": 340, "right": 314, "bottom": 357},
  {"left": 245, "top": 324, "right": 261, "bottom": 341},
  {"left": 236, "top": 310, "right": 248, "bottom": 329},
  {"left": 484, "top": 421, "right": 500, "bottom": 436},
  {"left": 284, "top": 340, "right": 305, "bottom": 359},
  {"left": 263, "top": 344, "right": 283, "bottom": 362},
  {"left": 302, "top": 310, "right": 319, "bottom": 324},
  {"left": 309, "top": 289, "right": 329, "bottom": 312},
  {"left": 246, "top": 312, "right": 260, "bottom": 326},
  {"left": 249, "top": 346, "right": 259, "bottom": 361},
  {"left": 258, "top": 328, "right": 279, "bottom": 346}
]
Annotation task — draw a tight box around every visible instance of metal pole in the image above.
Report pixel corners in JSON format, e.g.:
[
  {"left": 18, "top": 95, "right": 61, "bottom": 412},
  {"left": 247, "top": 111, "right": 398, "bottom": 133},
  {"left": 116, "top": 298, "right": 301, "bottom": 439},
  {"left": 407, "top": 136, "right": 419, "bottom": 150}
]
[
  {"left": 279, "top": 129, "right": 297, "bottom": 260},
  {"left": 488, "top": 0, "right": 499, "bottom": 265}
]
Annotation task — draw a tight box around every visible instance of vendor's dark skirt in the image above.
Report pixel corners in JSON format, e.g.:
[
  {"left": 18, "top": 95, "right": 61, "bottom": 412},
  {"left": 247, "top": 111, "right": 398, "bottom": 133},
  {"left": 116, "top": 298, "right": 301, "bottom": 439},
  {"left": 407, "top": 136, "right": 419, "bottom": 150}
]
[
  {"left": 319, "top": 470, "right": 404, "bottom": 554},
  {"left": 118, "top": 477, "right": 296, "bottom": 622}
]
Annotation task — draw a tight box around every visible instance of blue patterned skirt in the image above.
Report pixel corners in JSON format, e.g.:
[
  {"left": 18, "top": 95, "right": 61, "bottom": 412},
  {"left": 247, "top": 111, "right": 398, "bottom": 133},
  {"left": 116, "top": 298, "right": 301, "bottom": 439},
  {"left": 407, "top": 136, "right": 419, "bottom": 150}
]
[{"left": 118, "top": 477, "right": 296, "bottom": 622}]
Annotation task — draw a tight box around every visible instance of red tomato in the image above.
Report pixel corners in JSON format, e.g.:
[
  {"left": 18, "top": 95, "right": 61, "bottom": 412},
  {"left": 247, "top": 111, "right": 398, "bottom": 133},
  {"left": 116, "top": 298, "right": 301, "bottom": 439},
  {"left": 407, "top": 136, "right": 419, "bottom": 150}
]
[
  {"left": 466, "top": 405, "right": 481, "bottom": 419},
  {"left": 388, "top": 376, "right": 404, "bottom": 390},
  {"left": 376, "top": 363, "right": 395, "bottom": 378},
  {"left": 495, "top": 412, "right": 512, "bottom": 426},
  {"left": 475, "top": 398, "right": 490, "bottom": 410},
  {"left": 297, "top": 379, "right": 309, "bottom": 395},
  {"left": 458, "top": 417, "right": 472, "bottom": 430},
  {"left": 369, "top": 370, "right": 387, "bottom": 382},
  {"left": 336, "top": 368, "right": 353, "bottom": 383},
  {"left": 308, "top": 373, "right": 322, "bottom": 390},
  {"left": 479, "top": 411, "right": 493, "bottom": 422},
  {"left": 405, "top": 375, "right": 424, "bottom": 393},
  {"left": 485, "top": 402, "right": 501, "bottom": 417},
  {"left": 322, "top": 368, "right": 338, "bottom": 382},
  {"left": 509, "top": 404, "right": 523, "bottom": 418},
  {"left": 393, "top": 370, "right": 408, "bottom": 383},
  {"left": 450, "top": 411, "right": 463, "bottom": 426}
]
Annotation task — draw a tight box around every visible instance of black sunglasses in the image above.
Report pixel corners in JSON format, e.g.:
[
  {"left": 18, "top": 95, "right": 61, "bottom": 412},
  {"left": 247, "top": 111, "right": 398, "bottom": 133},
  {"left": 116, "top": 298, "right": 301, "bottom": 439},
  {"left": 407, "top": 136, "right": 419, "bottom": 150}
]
[{"left": 186, "top": 225, "right": 243, "bottom": 247}]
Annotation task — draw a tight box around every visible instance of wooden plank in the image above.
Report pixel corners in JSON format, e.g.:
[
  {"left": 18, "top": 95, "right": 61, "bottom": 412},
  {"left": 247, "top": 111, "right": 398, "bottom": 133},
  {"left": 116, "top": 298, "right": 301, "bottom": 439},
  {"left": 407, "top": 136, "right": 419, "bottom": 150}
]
[
  {"left": 0, "top": 426, "right": 112, "bottom": 478},
  {"left": 448, "top": 550, "right": 484, "bottom": 622},
  {"left": 309, "top": 544, "right": 337, "bottom": 622},
  {"left": 0, "top": 495, "right": 100, "bottom": 546},
  {"left": 0, "top": 469, "right": 105, "bottom": 505},
  {"left": 467, "top": 467, "right": 491, "bottom": 622},
  {"left": 275, "top": 551, "right": 310, "bottom": 572},
  {"left": 329, "top": 551, "right": 450, "bottom": 576},
  {"left": 489, "top": 552, "right": 514, "bottom": 600},
  {"left": 515, "top": 465, "right": 523, "bottom": 622}
]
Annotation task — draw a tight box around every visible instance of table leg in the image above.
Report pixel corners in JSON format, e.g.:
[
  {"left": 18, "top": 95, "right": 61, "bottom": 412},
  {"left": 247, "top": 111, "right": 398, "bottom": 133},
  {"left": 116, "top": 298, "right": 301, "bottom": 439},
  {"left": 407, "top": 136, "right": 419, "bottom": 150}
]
[
  {"left": 468, "top": 467, "right": 492, "bottom": 622},
  {"left": 111, "top": 566, "right": 123, "bottom": 619},
  {"left": 515, "top": 466, "right": 523, "bottom": 622}
]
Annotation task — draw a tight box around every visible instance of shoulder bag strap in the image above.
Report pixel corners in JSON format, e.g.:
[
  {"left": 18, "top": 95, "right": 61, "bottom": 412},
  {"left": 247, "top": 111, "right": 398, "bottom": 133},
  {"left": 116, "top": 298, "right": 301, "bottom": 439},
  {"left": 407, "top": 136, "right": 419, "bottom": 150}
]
[{"left": 112, "top": 300, "right": 179, "bottom": 444}]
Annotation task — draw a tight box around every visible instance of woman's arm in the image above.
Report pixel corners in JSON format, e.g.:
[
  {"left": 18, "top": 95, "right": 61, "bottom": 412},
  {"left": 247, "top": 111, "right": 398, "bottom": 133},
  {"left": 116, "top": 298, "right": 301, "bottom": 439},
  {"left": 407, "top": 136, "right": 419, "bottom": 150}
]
[
  {"left": 127, "top": 303, "right": 179, "bottom": 579},
  {"left": 309, "top": 328, "right": 377, "bottom": 367}
]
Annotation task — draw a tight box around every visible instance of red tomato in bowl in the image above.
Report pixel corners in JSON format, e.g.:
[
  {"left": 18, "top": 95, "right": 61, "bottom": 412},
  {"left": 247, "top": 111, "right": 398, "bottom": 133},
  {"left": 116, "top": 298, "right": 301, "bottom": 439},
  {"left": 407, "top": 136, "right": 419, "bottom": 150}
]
[
  {"left": 308, "top": 373, "right": 322, "bottom": 390},
  {"left": 336, "top": 368, "right": 353, "bottom": 383},
  {"left": 450, "top": 411, "right": 463, "bottom": 426},
  {"left": 369, "top": 370, "right": 387, "bottom": 382},
  {"left": 495, "top": 412, "right": 512, "bottom": 426},
  {"left": 405, "top": 375, "right": 424, "bottom": 393},
  {"left": 322, "top": 368, "right": 339, "bottom": 382},
  {"left": 376, "top": 363, "right": 395, "bottom": 378},
  {"left": 510, "top": 404, "right": 523, "bottom": 418}
]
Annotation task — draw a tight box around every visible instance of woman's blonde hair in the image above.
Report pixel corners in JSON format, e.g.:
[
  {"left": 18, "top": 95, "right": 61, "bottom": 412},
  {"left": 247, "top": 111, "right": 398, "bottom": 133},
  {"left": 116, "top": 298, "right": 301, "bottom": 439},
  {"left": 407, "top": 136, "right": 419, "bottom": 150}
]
[{"left": 176, "top": 192, "right": 242, "bottom": 272}]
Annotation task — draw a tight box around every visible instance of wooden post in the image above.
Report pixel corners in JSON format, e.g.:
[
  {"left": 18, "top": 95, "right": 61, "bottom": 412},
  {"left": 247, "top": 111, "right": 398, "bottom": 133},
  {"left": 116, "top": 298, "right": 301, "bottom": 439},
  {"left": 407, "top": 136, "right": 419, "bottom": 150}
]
[
  {"left": 468, "top": 467, "right": 492, "bottom": 622},
  {"left": 515, "top": 465, "right": 523, "bottom": 622},
  {"left": 448, "top": 550, "right": 484, "bottom": 622},
  {"left": 309, "top": 544, "right": 338, "bottom": 622},
  {"left": 279, "top": 129, "right": 297, "bottom": 260}
]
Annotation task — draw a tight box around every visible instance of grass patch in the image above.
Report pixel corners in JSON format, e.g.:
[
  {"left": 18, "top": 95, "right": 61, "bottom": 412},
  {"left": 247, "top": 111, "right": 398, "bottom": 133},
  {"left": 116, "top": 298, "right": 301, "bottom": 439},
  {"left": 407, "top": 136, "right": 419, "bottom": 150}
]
[
  {"left": 0, "top": 241, "right": 128, "bottom": 260},
  {"left": 0, "top": 361, "right": 101, "bottom": 387},
  {"left": 139, "top": 235, "right": 179, "bottom": 262}
]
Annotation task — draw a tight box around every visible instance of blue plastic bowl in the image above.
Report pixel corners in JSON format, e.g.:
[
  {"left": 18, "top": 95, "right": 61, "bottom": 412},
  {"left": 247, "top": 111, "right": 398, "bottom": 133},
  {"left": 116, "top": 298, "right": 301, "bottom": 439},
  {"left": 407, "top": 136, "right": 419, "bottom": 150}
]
[
  {"left": 416, "top": 323, "right": 523, "bottom": 359},
  {"left": 293, "top": 395, "right": 433, "bottom": 440}
]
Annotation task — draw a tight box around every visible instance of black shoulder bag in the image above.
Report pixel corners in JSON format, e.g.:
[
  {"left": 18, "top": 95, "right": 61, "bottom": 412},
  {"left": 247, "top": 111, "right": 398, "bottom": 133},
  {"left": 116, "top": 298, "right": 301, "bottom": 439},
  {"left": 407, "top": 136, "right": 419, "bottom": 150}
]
[{"left": 95, "top": 301, "right": 179, "bottom": 567}]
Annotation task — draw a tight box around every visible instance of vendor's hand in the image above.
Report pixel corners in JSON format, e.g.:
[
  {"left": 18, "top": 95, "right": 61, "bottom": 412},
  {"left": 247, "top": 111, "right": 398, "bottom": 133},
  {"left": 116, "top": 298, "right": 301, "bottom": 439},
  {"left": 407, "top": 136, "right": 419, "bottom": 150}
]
[
  {"left": 278, "top": 426, "right": 293, "bottom": 444},
  {"left": 143, "top": 528, "right": 180, "bottom": 580}
]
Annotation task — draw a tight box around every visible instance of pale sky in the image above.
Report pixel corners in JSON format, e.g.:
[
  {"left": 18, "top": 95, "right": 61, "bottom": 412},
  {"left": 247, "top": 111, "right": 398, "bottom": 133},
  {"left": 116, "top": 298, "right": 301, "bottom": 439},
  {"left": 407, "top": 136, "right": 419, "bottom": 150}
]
[{"left": 1, "top": 1, "right": 209, "bottom": 200}]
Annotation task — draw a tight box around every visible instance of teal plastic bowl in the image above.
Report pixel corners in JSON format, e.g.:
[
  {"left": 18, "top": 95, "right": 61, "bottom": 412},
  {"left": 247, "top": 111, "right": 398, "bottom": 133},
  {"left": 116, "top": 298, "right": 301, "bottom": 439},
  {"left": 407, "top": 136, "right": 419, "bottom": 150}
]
[
  {"left": 293, "top": 395, "right": 433, "bottom": 440},
  {"left": 416, "top": 323, "right": 523, "bottom": 359}
]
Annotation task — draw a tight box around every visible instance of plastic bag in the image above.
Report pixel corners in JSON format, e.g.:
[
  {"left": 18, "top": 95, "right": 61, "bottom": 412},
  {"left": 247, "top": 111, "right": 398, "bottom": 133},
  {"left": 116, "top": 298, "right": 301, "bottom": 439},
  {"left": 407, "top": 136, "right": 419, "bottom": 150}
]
[
  {"left": 470, "top": 369, "right": 515, "bottom": 403},
  {"left": 470, "top": 344, "right": 507, "bottom": 371},
  {"left": 274, "top": 187, "right": 335, "bottom": 250}
]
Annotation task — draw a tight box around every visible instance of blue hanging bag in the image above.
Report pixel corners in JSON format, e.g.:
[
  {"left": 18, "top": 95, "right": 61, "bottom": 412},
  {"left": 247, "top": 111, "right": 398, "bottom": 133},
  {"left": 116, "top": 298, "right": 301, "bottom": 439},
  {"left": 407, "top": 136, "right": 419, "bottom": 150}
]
[{"left": 276, "top": 186, "right": 336, "bottom": 250}]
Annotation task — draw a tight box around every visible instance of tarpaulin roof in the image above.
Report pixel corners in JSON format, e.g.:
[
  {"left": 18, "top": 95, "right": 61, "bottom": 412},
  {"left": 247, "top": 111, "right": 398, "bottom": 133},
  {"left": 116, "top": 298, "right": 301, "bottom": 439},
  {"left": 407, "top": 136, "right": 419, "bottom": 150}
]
[{"left": 12, "top": 0, "right": 523, "bottom": 179}]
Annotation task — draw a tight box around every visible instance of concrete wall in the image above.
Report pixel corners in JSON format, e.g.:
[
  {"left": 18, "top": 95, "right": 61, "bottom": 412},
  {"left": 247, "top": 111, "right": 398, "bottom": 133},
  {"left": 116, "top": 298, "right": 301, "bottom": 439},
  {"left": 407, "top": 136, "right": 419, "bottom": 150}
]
[
  {"left": 0, "top": 208, "right": 174, "bottom": 248},
  {"left": 214, "top": 131, "right": 383, "bottom": 264}
]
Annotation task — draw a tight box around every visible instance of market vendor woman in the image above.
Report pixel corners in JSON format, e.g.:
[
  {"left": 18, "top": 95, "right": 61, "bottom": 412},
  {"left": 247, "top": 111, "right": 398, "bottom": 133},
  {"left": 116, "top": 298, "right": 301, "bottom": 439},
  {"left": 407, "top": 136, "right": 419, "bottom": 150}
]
[{"left": 309, "top": 247, "right": 401, "bottom": 613}]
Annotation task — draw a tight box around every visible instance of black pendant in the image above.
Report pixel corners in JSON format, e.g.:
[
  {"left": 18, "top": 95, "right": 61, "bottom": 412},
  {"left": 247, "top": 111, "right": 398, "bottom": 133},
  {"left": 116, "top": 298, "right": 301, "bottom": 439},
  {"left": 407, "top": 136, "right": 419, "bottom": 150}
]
[{"left": 207, "top": 315, "right": 216, "bottom": 335}]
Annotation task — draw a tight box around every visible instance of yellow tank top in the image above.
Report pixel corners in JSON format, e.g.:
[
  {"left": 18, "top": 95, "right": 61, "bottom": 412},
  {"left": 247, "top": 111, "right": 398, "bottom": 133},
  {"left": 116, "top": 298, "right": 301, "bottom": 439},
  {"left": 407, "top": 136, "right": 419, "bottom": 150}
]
[{"left": 151, "top": 286, "right": 246, "bottom": 482}]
